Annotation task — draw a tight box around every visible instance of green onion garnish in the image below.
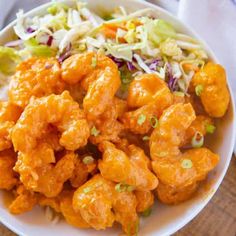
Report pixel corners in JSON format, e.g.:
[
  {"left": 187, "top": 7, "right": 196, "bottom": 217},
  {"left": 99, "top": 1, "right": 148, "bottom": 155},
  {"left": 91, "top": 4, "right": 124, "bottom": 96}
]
[
  {"left": 119, "top": 66, "right": 133, "bottom": 93},
  {"left": 115, "top": 183, "right": 125, "bottom": 192},
  {"left": 195, "top": 85, "right": 203, "bottom": 96},
  {"left": 181, "top": 159, "right": 193, "bottom": 169},
  {"left": 150, "top": 116, "right": 159, "bottom": 128},
  {"left": 91, "top": 56, "right": 97, "bottom": 68},
  {"left": 115, "top": 183, "right": 135, "bottom": 193},
  {"left": 191, "top": 131, "right": 204, "bottom": 148},
  {"left": 127, "top": 185, "right": 135, "bottom": 192},
  {"left": 137, "top": 114, "right": 146, "bottom": 125},
  {"left": 91, "top": 126, "right": 100, "bottom": 137},
  {"left": 120, "top": 68, "right": 133, "bottom": 84},
  {"left": 206, "top": 124, "right": 216, "bottom": 134},
  {"left": 122, "top": 77, "right": 133, "bottom": 84},
  {"left": 83, "top": 156, "right": 94, "bottom": 165},
  {"left": 173, "top": 91, "right": 185, "bottom": 97},
  {"left": 142, "top": 136, "right": 150, "bottom": 141},
  {"left": 83, "top": 187, "right": 92, "bottom": 193},
  {"left": 142, "top": 208, "right": 152, "bottom": 217},
  {"left": 157, "top": 151, "right": 168, "bottom": 157}
]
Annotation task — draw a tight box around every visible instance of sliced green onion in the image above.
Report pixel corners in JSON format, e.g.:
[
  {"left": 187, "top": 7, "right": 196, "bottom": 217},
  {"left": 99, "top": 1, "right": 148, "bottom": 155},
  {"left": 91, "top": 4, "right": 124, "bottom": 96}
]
[
  {"left": 120, "top": 69, "right": 132, "bottom": 84},
  {"left": 83, "top": 156, "right": 94, "bottom": 165},
  {"left": 119, "top": 67, "right": 133, "bottom": 93},
  {"left": 195, "top": 84, "right": 203, "bottom": 96},
  {"left": 122, "top": 77, "right": 133, "bottom": 84},
  {"left": 206, "top": 124, "right": 216, "bottom": 134},
  {"left": 157, "top": 151, "right": 168, "bottom": 157},
  {"left": 83, "top": 187, "right": 92, "bottom": 193},
  {"left": 173, "top": 91, "right": 185, "bottom": 97},
  {"left": 142, "top": 208, "right": 152, "bottom": 217},
  {"left": 127, "top": 185, "right": 135, "bottom": 192},
  {"left": 115, "top": 183, "right": 135, "bottom": 193},
  {"left": 181, "top": 159, "right": 193, "bottom": 169},
  {"left": 150, "top": 116, "right": 159, "bottom": 128},
  {"left": 115, "top": 183, "right": 126, "bottom": 192},
  {"left": 137, "top": 114, "right": 146, "bottom": 125},
  {"left": 91, "top": 56, "right": 97, "bottom": 68},
  {"left": 142, "top": 136, "right": 150, "bottom": 141},
  {"left": 91, "top": 126, "right": 100, "bottom": 137},
  {"left": 191, "top": 131, "right": 204, "bottom": 148}
]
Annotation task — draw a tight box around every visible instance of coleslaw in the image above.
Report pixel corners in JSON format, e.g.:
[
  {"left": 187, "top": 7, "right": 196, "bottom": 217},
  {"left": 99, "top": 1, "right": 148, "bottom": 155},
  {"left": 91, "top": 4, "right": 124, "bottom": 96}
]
[{"left": 0, "top": 0, "right": 208, "bottom": 94}]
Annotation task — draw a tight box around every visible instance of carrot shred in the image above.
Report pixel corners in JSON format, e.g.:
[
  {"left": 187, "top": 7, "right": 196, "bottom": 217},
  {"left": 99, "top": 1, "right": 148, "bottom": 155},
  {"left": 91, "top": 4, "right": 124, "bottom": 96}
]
[
  {"left": 101, "top": 20, "right": 142, "bottom": 39},
  {"left": 101, "top": 26, "right": 117, "bottom": 38},
  {"left": 183, "top": 63, "right": 199, "bottom": 72}
]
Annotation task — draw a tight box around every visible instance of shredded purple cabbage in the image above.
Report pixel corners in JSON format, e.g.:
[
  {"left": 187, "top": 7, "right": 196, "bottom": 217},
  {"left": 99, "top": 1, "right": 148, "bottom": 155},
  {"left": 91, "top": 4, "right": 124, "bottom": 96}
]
[
  {"left": 46, "top": 36, "right": 53, "bottom": 47},
  {"left": 148, "top": 59, "right": 160, "bottom": 71},
  {"left": 126, "top": 61, "right": 136, "bottom": 71},
  {"left": 5, "top": 39, "right": 23, "bottom": 48},
  {"left": 108, "top": 55, "right": 137, "bottom": 71},
  {"left": 58, "top": 43, "right": 72, "bottom": 63},
  {"left": 26, "top": 27, "right": 36, "bottom": 33},
  {"left": 108, "top": 55, "right": 125, "bottom": 68},
  {"left": 146, "top": 58, "right": 164, "bottom": 71},
  {"left": 168, "top": 76, "right": 178, "bottom": 92},
  {"left": 167, "top": 63, "right": 178, "bottom": 92}
]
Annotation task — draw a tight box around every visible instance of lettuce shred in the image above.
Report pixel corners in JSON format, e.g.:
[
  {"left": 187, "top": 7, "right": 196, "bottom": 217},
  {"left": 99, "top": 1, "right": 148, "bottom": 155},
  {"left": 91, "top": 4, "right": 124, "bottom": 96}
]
[
  {"left": 47, "top": 2, "right": 69, "bottom": 15},
  {"left": 24, "top": 38, "right": 56, "bottom": 57},
  {"left": 0, "top": 47, "right": 21, "bottom": 75},
  {"left": 145, "top": 19, "right": 176, "bottom": 45}
]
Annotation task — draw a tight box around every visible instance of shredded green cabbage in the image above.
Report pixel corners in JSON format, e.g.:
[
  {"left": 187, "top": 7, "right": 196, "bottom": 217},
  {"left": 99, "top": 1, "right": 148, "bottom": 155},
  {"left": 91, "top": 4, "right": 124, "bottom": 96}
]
[
  {"left": 103, "top": 8, "right": 152, "bottom": 25},
  {"left": 0, "top": 47, "right": 21, "bottom": 75},
  {"left": 47, "top": 2, "right": 69, "bottom": 15},
  {"left": 24, "top": 38, "right": 56, "bottom": 57},
  {"left": 160, "top": 38, "right": 182, "bottom": 57},
  {"left": 144, "top": 18, "right": 176, "bottom": 45},
  {"left": 105, "top": 43, "right": 133, "bottom": 61}
]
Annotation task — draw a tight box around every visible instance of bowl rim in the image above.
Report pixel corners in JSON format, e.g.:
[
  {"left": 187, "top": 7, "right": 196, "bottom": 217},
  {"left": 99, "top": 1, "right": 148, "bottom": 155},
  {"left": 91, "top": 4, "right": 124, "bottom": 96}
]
[{"left": 0, "top": 0, "right": 235, "bottom": 236}]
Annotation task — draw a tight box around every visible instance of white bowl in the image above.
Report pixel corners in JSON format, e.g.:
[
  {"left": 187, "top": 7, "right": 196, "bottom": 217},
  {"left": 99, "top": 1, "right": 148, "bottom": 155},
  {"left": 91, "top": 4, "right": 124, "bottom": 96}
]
[{"left": 0, "top": 1, "right": 235, "bottom": 236}]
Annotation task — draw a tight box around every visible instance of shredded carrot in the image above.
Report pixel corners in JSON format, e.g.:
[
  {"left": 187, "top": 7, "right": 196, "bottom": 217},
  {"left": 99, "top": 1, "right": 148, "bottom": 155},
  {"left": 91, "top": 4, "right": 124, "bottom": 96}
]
[
  {"left": 101, "top": 26, "right": 117, "bottom": 39},
  {"left": 183, "top": 63, "right": 199, "bottom": 72},
  {"left": 101, "top": 22, "right": 126, "bottom": 39},
  {"left": 101, "top": 20, "right": 143, "bottom": 39},
  {"left": 103, "top": 19, "right": 142, "bottom": 31},
  {"left": 105, "top": 23, "right": 126, "bottom": 30}
]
